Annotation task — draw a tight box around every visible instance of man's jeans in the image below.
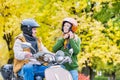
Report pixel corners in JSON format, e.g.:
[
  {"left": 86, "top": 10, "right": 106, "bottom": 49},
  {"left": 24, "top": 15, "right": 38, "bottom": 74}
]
[
  {"left": 18, "top": 64, "right": 48, "bottom": 80},
  {"left": 70, "top": 70, "right": 78, "bottom": 80}
]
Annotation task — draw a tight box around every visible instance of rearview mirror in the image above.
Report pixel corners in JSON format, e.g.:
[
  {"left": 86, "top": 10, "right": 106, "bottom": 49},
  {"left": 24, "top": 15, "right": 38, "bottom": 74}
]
[
  {"left": 21, "top": 42, "right": 32, "bottom": 49},
  {"left": 69, "top": 48, "right": 73, "bottom": 56},
  {"left": 21, "top": 42, "right": 36, "bottom": 53}
]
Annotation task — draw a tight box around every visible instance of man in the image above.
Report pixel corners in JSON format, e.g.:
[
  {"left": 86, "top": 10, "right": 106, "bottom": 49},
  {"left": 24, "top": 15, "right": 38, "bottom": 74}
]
[
  {"left": 13, "top": 18, "right": 51, "bottom": 80},
  {"left": 53, "top": 18, "right": 80, "bottom": 80}
]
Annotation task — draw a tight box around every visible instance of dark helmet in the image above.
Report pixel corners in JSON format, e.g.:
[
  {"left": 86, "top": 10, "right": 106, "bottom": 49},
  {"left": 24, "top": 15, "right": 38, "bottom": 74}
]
[{"left": 21, "top": 18, "right": 40, "bottom": 36}]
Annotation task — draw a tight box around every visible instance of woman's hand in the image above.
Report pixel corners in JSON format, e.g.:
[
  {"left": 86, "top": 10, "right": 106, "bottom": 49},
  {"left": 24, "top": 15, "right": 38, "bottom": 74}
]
[
  {"left": 68, "top": 31, "right": 74, "bottom": 39},
  {"left": 63, "top": 33, "right": 69, "bottom": 39}
]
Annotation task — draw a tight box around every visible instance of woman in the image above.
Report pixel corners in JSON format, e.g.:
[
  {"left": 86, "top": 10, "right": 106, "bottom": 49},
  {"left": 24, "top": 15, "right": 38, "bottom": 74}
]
[{"left": 53, "top": 18, "right": 81, "bottom": 80}]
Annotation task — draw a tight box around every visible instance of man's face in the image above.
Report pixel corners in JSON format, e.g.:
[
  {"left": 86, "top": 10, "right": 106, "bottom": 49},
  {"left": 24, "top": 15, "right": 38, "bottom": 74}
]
[
  {"left": 63, "top": 22, "right": 71, "bottom": 33},
  {"left": 32, "top": 28, "right": 37, "bottom": 37}
]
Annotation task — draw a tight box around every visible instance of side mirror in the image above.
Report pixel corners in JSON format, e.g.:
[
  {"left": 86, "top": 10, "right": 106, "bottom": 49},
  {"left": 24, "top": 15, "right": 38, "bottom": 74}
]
[
  {"left": 69, "top": 48, "right": 73, "bottom": 56},
  {"left": 21, "top": 42, "right": 32, "bottom": 49},
  {"left": 21, "top": 42, "right": 36, "bottom": 53}
]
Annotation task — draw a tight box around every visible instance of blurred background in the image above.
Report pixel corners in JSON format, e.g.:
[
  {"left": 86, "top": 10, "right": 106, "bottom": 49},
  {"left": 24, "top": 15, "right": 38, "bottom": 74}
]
[{"left": 0, "top": 0, "right": 120, "bottom": 80}]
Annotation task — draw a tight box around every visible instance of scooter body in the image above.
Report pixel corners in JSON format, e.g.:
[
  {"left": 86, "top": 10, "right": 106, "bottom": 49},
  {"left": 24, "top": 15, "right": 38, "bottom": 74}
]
[
  {"left": 44, "top": 49, "right": 73, "bottom": 80},
  {"left": 45, "top": 65, "right": 73, "bottom": 80}
]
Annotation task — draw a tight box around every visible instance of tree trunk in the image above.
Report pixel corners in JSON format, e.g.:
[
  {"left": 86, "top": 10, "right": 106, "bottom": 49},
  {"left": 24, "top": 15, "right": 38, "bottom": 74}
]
[
  {"left": 3, "top": 32, "right": 13, "bottom": 51},
  {"left": 112, "top": 72, "right": 116, "bottom": 80},
  {"left": 108, "top": 72, "right": 116, "bottom": 80},
  {"left": 90, "top": 67, "right": 95, "bottom": 80},
  {"left": 81, "top": 66, "right": 95, "bottom": 80},
  {"left": 3, "top": 30, "right": 14, "bottom": 64}
]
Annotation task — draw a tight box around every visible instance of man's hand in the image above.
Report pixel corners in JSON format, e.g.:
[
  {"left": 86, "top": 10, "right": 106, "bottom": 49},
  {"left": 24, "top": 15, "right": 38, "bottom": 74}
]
[{"left": 25, "top": 53, "right": 32, "bottom": 58}]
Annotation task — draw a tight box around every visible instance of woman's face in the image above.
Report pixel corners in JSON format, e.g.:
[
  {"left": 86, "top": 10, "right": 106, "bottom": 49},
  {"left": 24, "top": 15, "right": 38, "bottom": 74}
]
[
  {"left": 32, "top": 28, "right": 37, "bottom": 37},
  {"left": 63, "top": 22, "right": 71, "bottom": 33}
]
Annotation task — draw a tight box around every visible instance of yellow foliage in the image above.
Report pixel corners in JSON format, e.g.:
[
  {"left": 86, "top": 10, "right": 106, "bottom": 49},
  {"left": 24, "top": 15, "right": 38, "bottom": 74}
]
[
  {"left": 0, "top": 38, "right": 9, "bottom": 67},
  {"left": 0, "top": 0, "right": 120, "bottom": 74}
]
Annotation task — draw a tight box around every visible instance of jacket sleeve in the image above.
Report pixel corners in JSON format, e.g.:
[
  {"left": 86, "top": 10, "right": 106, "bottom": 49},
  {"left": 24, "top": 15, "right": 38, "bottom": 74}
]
[
  {"left": 13, "top": 39, "right": 29, "bottom": 60},
  {"left": 53, "top": 38, "right": 64, "bottom": 52},
  {"left": 69, "top": 37, "right": 81, "bottom": 55}
]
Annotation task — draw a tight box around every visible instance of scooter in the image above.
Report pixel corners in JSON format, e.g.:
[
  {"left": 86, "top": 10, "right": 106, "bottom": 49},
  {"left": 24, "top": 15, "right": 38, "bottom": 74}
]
[
  {"left": 1, "top": 42, "right": 73, "bottom": 80},
  {"left": 45, "top": 49, "right": 73, "bottom": 80}
]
